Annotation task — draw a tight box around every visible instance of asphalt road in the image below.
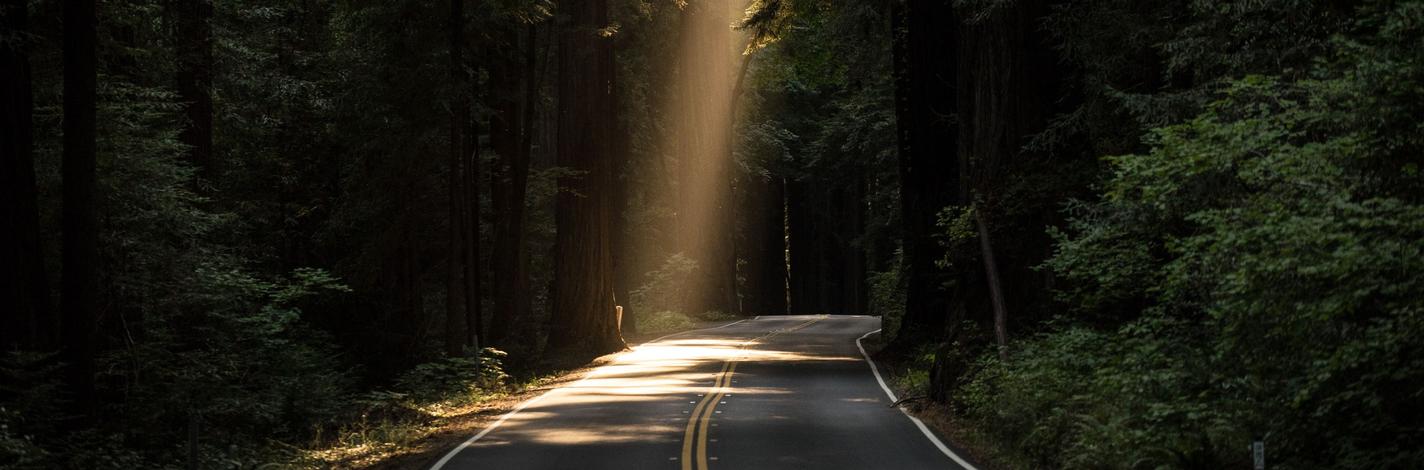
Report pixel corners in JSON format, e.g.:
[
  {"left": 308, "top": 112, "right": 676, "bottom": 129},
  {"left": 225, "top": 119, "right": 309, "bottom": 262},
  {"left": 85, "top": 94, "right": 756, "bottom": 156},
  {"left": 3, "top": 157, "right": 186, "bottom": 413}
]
[{"left": 430, "top": 315, "right": 976, "bottom": 470}]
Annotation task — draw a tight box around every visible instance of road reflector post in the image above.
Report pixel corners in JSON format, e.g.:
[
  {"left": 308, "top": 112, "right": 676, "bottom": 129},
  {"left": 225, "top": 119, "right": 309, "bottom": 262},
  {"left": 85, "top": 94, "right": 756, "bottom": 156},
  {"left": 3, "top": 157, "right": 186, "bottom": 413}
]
[{"left": 616, "top": 305, "right": 624, "bottom": 335}]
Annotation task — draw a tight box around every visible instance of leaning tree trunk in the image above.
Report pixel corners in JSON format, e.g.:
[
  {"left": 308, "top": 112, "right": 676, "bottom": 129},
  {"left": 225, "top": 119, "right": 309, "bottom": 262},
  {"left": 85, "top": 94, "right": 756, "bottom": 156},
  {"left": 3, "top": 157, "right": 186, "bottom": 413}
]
[
  {"left": 62, "top": 0, "right": 99, "bottom": 412},
  {"left": 975, "top": 209, "right": 1008, "bottom": 359},
  {"left": 548, "top": 0, "right": 626, "bottom": 355}
]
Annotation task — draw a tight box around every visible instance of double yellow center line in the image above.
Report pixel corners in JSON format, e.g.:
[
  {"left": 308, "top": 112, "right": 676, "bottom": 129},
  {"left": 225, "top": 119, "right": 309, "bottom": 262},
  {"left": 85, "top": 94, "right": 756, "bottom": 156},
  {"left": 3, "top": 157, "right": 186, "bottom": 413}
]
[
  {"left": 679, "top": 316, "right": 825, "bottom": 470},
  {"left": 681, "top": 360, "right": 736, "bottom": 470}
]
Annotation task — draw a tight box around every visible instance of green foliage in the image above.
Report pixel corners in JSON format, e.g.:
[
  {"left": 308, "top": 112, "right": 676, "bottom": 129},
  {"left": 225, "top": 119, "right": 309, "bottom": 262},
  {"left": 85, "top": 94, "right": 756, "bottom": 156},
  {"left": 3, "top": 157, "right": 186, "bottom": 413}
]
[
  {"left": 970, "top": 3, "right": 1424, "bottom": 467},
  {"left": 868, "top": 248, "right": 906, "bottom": 338},
  {"left": 630, "top": 253, "right": 699, "bottom": 315},
  {"left": 962, "top": 318, "right": 1244, "bottom": 468},
  {"left": 933, "top": 205, "right": 978, "bottom": 271},
  {"left": 390, "top": 350, "right": 510, "bottom": 404},
  {"left": 635, "top": 311, "right": 699, "bottom": 334}
]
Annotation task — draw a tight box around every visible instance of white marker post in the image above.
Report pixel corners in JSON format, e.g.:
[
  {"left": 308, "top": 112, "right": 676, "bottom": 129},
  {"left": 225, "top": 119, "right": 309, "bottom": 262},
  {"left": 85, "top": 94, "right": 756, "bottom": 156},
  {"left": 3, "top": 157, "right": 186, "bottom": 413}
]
[{"left": 1252, "top": 439, "right": 1265, "bottom": 470}]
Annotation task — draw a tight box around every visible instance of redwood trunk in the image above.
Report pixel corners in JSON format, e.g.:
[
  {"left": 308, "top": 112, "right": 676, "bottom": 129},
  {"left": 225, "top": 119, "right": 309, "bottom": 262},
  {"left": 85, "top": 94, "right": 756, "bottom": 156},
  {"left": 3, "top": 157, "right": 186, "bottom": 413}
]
[
  {"left": 444, "top": 0, "right": 468, "bottom": 357},
  {"left": 62, "top": 0, "right": 99, "bottom": 409},
  {"left": 548, "top": 0, "right": 625, "bottom": 354},
  {"left": 489, "top": 25, "right": 533, "bottom": 345},
  {"left": 1, "top": 0, "right": 52, "bottom": 350}
]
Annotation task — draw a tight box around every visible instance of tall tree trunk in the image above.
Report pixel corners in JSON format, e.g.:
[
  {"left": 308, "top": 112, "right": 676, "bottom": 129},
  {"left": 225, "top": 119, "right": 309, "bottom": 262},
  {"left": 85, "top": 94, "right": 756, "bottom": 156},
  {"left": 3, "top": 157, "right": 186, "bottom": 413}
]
[
  {"left": 611, "top": 28, "right": 636, "bottom": 334},
  {"left": 489, "top": 24, "right": 533, "bottom": 346},
  {"left": 62, "top": 0, "right": 98, "bottom": 410},
  {"left": 174, "top": 0, "right": 213, "bottom": 181},
  {"left": 785, "top": 179, "right": 814, "bottom": 314},
  {"left": 674, "top": 0, "right": 738, "bottom": 316},
  {"left": 444, "top": 0, "right": 468, "bottom": 357},
  {"left": 887, "top": 0, "right": 957, "bottom": 351},
  {"left": 463, "top": 63, "right": 482, "bottom": 350},
  {"left": 741, "top": 173, "right": 787, "bottom": 316},
  {"left": 548, "top": 0, "right": 625, "bottom": 354},
  {"left": 1, "top": 0, "right": 52, "bottom": 351}
]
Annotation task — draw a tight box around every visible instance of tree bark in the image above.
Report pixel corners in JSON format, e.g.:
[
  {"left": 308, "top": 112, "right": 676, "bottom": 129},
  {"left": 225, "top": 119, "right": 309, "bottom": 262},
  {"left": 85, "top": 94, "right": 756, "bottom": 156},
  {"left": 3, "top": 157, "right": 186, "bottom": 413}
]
[
  {"left": 611, "top": 26, "right": 636, "bottom": 334},
  {"left": 444, "top": 0, "right": 468, "bottom": 357},
  {"left": 461, "top": 13, "right": 483, "bottom": 350},
  {"left": 741, "top": 174, "right": 787, "bottom": 315},
  {"left": 62, "top": 0, "right": 99, "bottom": 410},
  {"left": 674, "top": 0, "right": 738, "bottom": 316},
  {"left": 489, "top": 24, "right": 534, "bottom": 346},
  {"left": 1, "top": 0, "right": 52, "bottom": 351},
  {"left": 548, "top": 0, "right": 626, "bottom": 354},
  {"left": 887, "top": 0, "right": 958, "bottom": 351},
  {"left": 463, "top": 65, "right": 481, "bottom": 350},
  {"left": 976, "top": 209, "right": 1008, "bottom": 359}
]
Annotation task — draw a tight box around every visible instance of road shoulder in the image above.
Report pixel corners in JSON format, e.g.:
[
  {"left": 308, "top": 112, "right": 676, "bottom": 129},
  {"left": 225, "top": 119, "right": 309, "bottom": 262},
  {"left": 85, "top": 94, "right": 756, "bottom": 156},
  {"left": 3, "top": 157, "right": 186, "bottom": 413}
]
[
  {"left": 351, "top": 318, "right": 749, "bottom": 470},
  {"left": 858, "top": 332, "right": 1003, "bottom": 470}
]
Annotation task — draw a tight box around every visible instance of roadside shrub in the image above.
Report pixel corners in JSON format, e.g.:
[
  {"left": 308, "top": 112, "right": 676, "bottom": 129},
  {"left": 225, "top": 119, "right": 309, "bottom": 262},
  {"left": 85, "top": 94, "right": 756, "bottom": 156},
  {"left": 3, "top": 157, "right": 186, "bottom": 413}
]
[
  {"left": 995, "top": 5, "right": 1424, "bottom": 467},
  {"left": 631, "top": 253, "right": 699, "bottom": 315},
  {"left": 391, "top": 349, "right": 510, "bottom": 403},
  {"left": 868, "top": 248, "right": 906, "bottom": 340}
]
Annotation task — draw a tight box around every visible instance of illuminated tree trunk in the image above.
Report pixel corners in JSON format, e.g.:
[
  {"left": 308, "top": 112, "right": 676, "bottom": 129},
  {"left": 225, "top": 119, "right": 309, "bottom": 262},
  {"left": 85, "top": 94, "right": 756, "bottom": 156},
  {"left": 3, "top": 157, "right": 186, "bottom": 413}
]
[
  {"left": 548, "top": 0, "right": 626, "bottom": 354},
  {"left": 675, "top": 0, "right": 738, "bottom": 316}
]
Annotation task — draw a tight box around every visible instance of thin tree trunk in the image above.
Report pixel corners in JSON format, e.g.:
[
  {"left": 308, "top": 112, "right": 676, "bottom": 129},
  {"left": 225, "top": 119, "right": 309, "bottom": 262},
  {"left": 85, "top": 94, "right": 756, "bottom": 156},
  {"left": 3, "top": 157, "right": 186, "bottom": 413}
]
[
  {"left": 62, "top": 0, "right": 99, "bottom": 410},
  {"left": 462, "top": 12, "right": 482, "bottom": 350},
  {"left": 463, "top": 71, "right": 481, "bottom": 351},
  {"left": 444, "top": 0, "right": 467, "bottom": 357},
  {"left": 975, "top": 209, "right": 1008, "bottom": 359},
  {"left": 1, "top": 0, "right": 52, "bottom": 351},
  {"left": 611, "top": 27, "right": 636, "bottom": 334}
]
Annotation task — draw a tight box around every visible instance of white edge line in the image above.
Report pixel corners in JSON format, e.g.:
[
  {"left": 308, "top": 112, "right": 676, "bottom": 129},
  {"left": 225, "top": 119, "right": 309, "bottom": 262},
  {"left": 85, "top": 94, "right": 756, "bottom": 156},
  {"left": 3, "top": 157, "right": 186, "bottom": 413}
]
[
  {"left": 428, "top": 317, "right": 752, "bottom": 469},
  {"left": 856, "top": 329, "right": 979, "bottom": 470}
]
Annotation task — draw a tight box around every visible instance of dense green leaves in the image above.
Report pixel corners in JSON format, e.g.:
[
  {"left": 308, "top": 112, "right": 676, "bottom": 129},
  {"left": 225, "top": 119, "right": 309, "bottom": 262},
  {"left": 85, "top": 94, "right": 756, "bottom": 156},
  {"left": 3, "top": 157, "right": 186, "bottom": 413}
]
[{"left": 963, "top": 3, "right": 1424, "bottom": 467}]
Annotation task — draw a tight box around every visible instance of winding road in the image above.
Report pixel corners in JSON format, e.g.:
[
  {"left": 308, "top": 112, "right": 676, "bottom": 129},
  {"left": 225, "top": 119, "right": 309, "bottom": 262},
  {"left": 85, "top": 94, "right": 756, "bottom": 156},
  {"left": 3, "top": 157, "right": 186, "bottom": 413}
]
[{"left": 429, "top": 315, "right": 976, "bottom": 469}]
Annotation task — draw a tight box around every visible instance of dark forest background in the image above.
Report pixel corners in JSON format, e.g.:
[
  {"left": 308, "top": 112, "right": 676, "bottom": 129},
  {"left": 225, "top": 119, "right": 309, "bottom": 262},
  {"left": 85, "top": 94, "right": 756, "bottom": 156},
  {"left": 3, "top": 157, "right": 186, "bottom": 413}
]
[{"left": 3, "top": 0, "right": 1423, "bottom": 468}]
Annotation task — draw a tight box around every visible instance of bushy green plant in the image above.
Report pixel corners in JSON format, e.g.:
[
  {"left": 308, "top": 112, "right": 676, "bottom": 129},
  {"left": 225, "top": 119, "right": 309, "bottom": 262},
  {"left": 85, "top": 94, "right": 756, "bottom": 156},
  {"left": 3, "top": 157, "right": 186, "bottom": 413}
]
[
  {"left": 868, "top": 248, "right": 906, "bottom": 339},
  {"left": 976, "top": 4, "right": 1424, "bottom": 467},
  {"left": 635, "top": 311, "right": 699, "bottom": 335},
  {"left": 630, "top": 253, "right": 699, "bottom": 315},
  {"left": 390, "top": 349, "right": 510, "bottom": 403}
]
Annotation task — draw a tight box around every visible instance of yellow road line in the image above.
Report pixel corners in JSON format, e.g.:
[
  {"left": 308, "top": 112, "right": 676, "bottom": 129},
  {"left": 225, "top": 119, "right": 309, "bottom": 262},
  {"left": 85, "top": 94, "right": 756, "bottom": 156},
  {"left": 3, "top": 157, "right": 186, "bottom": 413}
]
[
  {"left": 697, "top": 361, "right": 737, "bottom": 470},
  {"left": 680, "top": 315, "right": 826, "bottom": 469},
  {"left": 682, "top": 361, "right": 731, "bottom": 470}
]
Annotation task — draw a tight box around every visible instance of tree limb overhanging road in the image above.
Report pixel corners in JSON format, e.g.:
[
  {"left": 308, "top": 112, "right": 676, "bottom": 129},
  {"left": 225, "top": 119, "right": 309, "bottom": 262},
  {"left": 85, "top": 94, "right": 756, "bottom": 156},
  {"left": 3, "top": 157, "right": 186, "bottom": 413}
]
[{"left": 430, "top": 315, "right": 976, "bottom": 469}]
